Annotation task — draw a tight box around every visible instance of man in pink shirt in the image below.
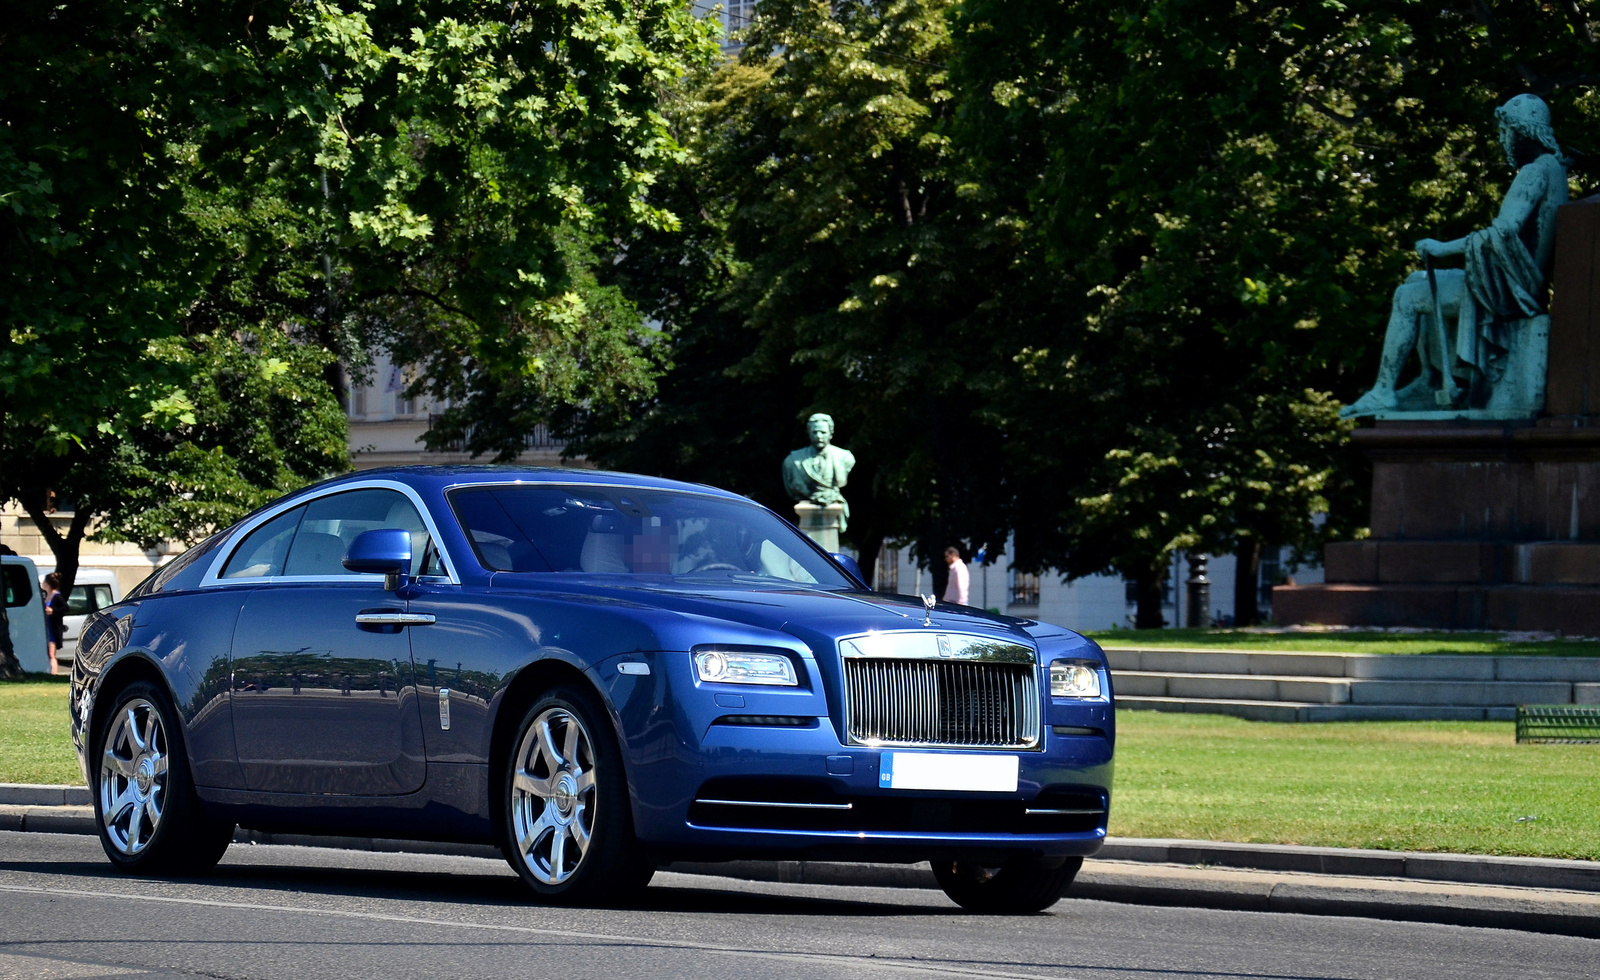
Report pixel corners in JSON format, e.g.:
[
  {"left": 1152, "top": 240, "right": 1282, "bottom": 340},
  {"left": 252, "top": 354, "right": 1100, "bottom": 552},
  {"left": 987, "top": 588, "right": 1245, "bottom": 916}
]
[{"left": 942, "top": 546, "right": 970, "bottom": 606}]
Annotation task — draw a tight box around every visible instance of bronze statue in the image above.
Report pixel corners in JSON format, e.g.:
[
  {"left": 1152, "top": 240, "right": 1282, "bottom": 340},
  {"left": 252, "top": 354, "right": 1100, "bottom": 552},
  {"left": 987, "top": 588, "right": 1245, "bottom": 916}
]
[
  {"left": 1342, "top": 94, "right": 1569, "bottom": 418},
  {"left": 782, "top": 413, "right": 856, "bottom": 532}
]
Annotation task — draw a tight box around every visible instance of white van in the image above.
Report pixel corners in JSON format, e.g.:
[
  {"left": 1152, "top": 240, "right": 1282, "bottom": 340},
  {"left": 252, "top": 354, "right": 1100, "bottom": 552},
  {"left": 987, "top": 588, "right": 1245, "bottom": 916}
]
[
  {"left": 2, "top": 555, "right": 51, "bottom": 673},
  {"left": 38, "top": 567, "right": 122, "bottom": 663}
]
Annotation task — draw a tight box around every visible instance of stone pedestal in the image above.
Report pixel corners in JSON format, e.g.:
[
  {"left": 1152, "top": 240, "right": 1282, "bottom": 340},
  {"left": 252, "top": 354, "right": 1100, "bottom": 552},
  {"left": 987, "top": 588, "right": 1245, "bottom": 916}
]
[
  {"left": 1276, "top": 195, "right": 1600, "bottom": 632},
  {"left": 794, "top": 501, "right": 845, "bottom": 552}
]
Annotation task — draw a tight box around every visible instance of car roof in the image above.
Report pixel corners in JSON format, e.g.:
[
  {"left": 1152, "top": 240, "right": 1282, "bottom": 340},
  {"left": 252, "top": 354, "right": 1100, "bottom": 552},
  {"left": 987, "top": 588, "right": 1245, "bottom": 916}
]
[{"left": 299, "top": 466, "right": 752, "bottom": 503}]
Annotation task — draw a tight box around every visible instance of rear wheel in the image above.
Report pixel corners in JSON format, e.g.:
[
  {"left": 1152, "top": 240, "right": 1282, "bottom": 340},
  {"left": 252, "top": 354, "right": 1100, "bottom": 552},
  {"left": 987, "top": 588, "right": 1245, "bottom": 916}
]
[
  {"left": 93, "top": 679, "right": 234, "bottom": 875},
  {"left": 500, "top": 685, "right": 653, "bottom": 905},
  {"left": 933, "top": 856, "right": 1083, "bottom": 913}
]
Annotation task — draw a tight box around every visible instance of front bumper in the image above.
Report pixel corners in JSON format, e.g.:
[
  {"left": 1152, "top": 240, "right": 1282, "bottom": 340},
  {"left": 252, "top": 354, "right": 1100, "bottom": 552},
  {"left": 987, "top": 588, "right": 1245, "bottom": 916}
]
[{"left": 605, "top": 650, "right": 1115, "bottom": 862}]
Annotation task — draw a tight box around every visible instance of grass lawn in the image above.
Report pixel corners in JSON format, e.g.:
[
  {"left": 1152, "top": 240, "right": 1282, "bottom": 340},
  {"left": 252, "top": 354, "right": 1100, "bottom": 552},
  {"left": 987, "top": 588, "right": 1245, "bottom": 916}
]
[
  {"left": 0, "top": 675, "right": 82, "bottom": 786},
  {"left": 1087, "top": 627, "right": 1600, "bottom": 657},
  {"left": 4, "top": 676, "right": 1598, "bottom": 861},
  {"left": 1111, "top": 710, "right": 1600, "bottom": 860}
]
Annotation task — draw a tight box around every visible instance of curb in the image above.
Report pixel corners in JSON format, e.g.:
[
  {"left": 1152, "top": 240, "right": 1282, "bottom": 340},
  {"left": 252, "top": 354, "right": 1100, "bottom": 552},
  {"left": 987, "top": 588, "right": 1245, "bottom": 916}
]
[
  {"left": 1095, "top": 838, "right": 1600, "bottom": 893},
  {"left": 0, "top": 784, "right": 91, "bottom": 807}
]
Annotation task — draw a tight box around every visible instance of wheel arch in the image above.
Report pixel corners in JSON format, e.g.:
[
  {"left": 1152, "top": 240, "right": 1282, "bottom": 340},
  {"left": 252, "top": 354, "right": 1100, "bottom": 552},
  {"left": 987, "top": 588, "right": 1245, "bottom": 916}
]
[
  {"left": 89, "top": 654, "right": 183, "bottom": 762},
  {"left": 486, "top": 657, "right": 621, "bottom": 842}
]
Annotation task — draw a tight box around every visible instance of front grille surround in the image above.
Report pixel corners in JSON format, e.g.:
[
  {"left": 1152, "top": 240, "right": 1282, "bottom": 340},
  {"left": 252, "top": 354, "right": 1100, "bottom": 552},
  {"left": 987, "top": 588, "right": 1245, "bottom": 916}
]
[{"left": 839, "top": 632, "right": 1042, "bottom": 750}]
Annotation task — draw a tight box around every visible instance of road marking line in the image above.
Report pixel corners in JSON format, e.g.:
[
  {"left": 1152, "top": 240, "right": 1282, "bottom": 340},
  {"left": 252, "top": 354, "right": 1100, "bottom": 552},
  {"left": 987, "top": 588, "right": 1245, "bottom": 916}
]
[{"left": 0, "top": 881, "right": 1077, "bottom": 980}]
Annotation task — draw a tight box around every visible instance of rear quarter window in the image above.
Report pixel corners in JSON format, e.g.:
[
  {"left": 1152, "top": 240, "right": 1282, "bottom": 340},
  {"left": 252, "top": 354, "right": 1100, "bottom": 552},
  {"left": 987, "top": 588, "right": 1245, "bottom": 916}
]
[{"left": 131, "top": 528, "right": 230, "bottom": 597}]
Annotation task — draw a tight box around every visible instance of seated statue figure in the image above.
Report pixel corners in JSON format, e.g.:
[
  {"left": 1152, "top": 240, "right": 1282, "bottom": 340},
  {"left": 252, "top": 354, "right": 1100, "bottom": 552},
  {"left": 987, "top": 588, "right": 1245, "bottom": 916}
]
[{"left": 1341, "top": 94, "right": 1569, "bottom": 418}]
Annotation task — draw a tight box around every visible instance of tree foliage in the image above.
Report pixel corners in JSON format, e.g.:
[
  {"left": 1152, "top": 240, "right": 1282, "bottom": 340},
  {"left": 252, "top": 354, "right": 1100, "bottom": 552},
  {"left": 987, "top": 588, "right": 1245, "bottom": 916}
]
[
  {"left": 582, "top": 0, "right": 1600, "bottom": 621},
  {"left": 577, "top": 0, "right": 1025, "bottom": 583},
  {"left": 4, "top": 1, "right": 721, "bottom": 624},
  {"left": 1, "top": 330, "right": 347, "bottom": 602},
  {"left": 950, "top": 0, "right": 1600, "bottom": 623}
]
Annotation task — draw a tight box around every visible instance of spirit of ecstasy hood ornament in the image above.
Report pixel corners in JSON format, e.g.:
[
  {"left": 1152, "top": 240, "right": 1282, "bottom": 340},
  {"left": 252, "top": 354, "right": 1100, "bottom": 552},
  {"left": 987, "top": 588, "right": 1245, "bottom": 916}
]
[{"left": 921, "top": 593, "right": 936, "bottom": 627}]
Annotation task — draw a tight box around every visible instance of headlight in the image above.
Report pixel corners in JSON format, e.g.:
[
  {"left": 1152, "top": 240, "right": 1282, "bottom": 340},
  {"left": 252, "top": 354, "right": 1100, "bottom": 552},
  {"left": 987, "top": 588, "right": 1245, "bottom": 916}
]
[
  {"left": 694, "top": 648, "right": 799, "bottom": 686},
  {"left": 1050, "top": 660, "right": 1103, "bottom": 698}
]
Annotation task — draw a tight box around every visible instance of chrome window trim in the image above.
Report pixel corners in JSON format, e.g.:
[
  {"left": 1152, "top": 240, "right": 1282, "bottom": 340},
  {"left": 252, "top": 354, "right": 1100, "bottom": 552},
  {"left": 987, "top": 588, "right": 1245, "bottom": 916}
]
[
  {"left": 199, "top": 479, "right": 461, "bottom": 588},
  {"left": 439, "top": 479, "right": 749, "bottom": 505}
]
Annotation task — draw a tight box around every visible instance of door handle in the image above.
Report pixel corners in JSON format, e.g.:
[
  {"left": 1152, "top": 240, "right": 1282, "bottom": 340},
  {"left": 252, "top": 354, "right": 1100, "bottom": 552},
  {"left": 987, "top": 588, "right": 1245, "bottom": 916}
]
[{"left": 355, "top": 611, "right": 437, "bottom": 627}]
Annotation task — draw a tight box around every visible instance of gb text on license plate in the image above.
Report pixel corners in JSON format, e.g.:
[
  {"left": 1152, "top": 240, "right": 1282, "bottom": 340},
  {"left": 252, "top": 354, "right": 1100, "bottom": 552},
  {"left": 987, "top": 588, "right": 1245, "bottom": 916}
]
[{"left": 878, "top": 752, "right": 1019, "bottom": 792}]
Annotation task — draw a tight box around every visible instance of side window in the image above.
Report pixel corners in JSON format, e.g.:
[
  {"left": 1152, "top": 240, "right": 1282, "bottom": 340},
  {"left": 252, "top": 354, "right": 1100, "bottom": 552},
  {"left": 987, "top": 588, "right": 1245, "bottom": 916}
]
[
  {"left": 283, "top": 489, "right": 427, "bottom": 577},
  {"left": 67, "top": 585, "right": 111, "bottom": 616},
  {"left": 221, "top": 507, "right": 306, "bottom": 579},
  {"left": 3, "top": 565, "right": 33, "bottom": 608}
]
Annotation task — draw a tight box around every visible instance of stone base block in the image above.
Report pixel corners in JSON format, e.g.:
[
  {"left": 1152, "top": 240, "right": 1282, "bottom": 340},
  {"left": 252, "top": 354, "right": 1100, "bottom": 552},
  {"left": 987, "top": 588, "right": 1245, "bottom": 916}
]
[
  {"left": 1274, "top": 581, "right": 1600, "bottom": 635},
  {"left": 1324, "top": 540, "right": 1600, "bottom": 586}
]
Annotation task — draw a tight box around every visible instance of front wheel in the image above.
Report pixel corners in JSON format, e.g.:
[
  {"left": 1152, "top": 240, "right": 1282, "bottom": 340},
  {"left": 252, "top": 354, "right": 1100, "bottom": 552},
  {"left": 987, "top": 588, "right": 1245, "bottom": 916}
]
[
  {"left": 500, "top": 685, "right": 653, "bottom": 905},
  {"left": 93, "top": 680, "right": 234, "bottom": 875},
  {"left": 933, "top": 856, "right": 1083, "bottom": 913}
]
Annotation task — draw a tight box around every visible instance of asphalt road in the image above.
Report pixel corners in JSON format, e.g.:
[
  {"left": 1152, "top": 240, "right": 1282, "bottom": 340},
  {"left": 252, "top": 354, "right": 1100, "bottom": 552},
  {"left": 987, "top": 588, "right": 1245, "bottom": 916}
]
[{"left": 1, "top": 831, "right": 1597, "bottom": 980}]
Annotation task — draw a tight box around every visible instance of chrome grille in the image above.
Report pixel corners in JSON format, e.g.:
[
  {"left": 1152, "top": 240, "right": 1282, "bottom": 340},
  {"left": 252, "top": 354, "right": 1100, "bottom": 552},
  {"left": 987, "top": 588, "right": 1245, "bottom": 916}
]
[{"left": 843, "top": 659, "right": 1040, "bottom": 748}]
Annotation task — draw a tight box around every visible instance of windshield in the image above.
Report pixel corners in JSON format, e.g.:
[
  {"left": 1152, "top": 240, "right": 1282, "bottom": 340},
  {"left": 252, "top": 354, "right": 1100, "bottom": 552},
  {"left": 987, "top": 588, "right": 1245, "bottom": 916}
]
[{"left": 449, "top": 485, "right": 854, "bottom": 588}]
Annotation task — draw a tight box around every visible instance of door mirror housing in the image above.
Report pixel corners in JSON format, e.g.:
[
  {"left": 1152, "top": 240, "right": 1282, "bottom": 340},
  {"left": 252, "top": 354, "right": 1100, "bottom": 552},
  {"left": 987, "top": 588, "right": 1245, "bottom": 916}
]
[
  {"left": 830, "top": 553, "right": 868, "bottom": 588},
  {"left": 343, "top": 529, "right": 413, "bottom": 590}
]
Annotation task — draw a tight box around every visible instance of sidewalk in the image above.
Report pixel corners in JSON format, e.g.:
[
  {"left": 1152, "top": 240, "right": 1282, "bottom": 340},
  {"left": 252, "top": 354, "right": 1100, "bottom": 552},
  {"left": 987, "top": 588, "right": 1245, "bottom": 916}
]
[{"left": 6, "top": 783, "right": 1599, "bottom": 938}]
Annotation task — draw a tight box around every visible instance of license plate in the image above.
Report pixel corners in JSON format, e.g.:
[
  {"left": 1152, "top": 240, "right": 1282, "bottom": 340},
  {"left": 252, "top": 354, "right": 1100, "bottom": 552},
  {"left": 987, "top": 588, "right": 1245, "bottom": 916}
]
[{"left": 878, "top": 752, "right": 1019, "bottom": 792}]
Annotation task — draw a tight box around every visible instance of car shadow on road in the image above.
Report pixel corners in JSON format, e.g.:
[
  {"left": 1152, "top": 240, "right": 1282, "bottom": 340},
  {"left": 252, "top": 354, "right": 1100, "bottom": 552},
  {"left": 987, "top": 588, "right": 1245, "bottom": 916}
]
[{"left": 0, "top": 852, "right": 960, "bottom": 919}]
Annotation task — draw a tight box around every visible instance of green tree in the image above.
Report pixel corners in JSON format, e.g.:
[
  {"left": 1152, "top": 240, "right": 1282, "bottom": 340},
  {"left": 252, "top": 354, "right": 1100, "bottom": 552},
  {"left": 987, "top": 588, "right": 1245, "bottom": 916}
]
[
  {"left": 183, "top": 0, "right": 721, "bottom": 457},
  {"left": 577, "top": 0, "right": 1027, "bottom": 586},
  {"left": 951, "top": 0, "right": 1600, "bottom": 625},
  {"left": 1, "top": 330, "right": 349, "bottom": 617},
  {"left": 5, "top": 1, "right": 721, "bottom": 619}
]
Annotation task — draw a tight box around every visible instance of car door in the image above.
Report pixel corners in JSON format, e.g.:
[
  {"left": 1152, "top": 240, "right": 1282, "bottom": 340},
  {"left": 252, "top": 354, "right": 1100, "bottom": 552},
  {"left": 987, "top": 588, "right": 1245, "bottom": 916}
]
[{"left": 228, "top": 488, "right": 430, "bottom": 796}]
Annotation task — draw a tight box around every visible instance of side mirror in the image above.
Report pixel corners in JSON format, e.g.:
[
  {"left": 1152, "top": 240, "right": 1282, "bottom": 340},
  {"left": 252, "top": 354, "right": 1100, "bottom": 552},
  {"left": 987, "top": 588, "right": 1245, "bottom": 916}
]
[
  {"left": 830, "top": 552, "right": 868, "bottom": 588},
  {"left": 343, "top": 529, "right": 413, "bottom": 590}
]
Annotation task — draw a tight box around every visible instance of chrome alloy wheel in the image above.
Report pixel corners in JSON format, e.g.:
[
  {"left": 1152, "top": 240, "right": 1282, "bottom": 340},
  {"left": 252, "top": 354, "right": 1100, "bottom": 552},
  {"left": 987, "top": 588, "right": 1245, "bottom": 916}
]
[
  {"left": 510, "top": 707, "right": 597, "bottom": 885},
  {"left": 99, "top": 698, "right": 169, "bottom": 856}
]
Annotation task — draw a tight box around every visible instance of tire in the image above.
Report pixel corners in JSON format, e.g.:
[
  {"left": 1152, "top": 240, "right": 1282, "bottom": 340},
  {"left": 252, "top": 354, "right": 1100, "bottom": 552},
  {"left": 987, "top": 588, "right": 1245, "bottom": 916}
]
[
  {"left": 92, "top": 679, "right": 235, "bottom": 875},
  {"left": 500, "top": 684, "right": 654, "bottom": 905},
  {"left": 933, "top": 856, "right": 1083, "bottom": 913}
]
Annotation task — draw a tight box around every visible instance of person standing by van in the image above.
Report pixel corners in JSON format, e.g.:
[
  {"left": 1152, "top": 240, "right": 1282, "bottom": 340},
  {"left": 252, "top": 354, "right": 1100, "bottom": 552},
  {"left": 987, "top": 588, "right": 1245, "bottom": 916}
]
[{"left": 41, "top": 572, "right": 67, "bottom": 675}]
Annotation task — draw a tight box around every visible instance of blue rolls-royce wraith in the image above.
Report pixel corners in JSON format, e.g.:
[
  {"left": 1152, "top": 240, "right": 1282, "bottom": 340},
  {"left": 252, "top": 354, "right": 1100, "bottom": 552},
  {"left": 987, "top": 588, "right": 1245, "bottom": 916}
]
[{"left": 70, "top": 467, "right": 1114, "bottom": 911}]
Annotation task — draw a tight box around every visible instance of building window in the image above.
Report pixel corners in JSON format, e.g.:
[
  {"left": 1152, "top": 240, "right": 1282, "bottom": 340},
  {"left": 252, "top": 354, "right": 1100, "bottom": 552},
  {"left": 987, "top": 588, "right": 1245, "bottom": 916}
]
[
  {"left": 726, "top": 0, "right": 757, "bottom": 34},
  {"left": 875, "top": 547, "right": 899, "bottom": 594},
  {"left": 1009, "top": 570, "right": 1040, "bottom": 607}
]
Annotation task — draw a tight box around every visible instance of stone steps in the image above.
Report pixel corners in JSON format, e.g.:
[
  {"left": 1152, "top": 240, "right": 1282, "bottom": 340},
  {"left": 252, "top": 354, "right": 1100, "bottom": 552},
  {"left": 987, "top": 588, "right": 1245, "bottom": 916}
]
[
  {"left": 1114, "top": 696, "right": 1520, "bottom": 723},
  {"left": 1103, "top": 647, "right": 1600, "bottom": 722}
]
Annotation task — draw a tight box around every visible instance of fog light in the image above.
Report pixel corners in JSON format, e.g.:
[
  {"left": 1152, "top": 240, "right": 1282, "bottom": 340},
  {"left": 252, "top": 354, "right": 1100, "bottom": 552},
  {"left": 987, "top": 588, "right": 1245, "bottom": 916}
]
[
  {"left": 1050, "top": 660, "right": 1102, "bottom": 698},
  {"left": 694, "top": 648, "right": 798, "bottom": 686}
]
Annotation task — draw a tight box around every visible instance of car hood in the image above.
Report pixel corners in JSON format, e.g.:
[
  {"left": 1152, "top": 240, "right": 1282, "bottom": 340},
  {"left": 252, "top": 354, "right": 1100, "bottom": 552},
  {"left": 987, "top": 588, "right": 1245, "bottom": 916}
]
[{"left": 484, "top": 573, "right": 1056, "bottom": 654}]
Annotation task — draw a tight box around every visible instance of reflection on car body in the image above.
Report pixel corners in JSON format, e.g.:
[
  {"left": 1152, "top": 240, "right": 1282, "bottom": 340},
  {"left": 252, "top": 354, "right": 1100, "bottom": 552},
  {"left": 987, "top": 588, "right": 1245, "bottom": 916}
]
[{"left": 70, "top": 466, "right": 1114, "bottom": 911}]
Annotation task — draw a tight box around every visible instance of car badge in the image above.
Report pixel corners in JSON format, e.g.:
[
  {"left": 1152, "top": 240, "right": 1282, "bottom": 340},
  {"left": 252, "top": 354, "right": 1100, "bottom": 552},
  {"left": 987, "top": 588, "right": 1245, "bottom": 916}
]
[
  {"left": 921, "top": 593, "right": 936, "bottom": 627},
  {"left": 936, "top": 634, "right": 953, "bottom": 658}
]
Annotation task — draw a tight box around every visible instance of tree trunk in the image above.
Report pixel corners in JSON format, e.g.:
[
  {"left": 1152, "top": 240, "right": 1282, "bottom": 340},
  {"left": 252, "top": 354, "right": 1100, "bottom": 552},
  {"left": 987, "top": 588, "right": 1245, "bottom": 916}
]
[
  {"left": 1134, "top": 562, "right": 1168, "bottom": 629},
  {"left": 930, "top": 554, "right": 950, "bottom": 601},
  {"left": 23, "top": 499, "right": 91, "bottom": 600},
  {"left": 854, "top": 537, "right": 882, "bottom": 591},
  {"left": 1233, "top": 538, "right": 1262, "bottom": 627},
  {"left": 0, "top": 604, "right": 20, "bottom": 680}
]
